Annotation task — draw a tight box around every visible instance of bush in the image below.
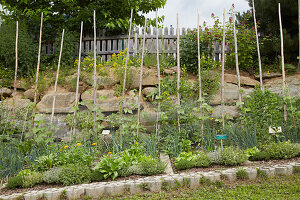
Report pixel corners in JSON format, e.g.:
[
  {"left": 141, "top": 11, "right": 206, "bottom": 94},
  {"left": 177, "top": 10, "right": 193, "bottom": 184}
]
[
  {"left": 263, "top": 141, "right": 299, "bottom": 160},
  {"left": 236, "top": 169, "right": 248, "bottom": 180},
  {"left": 59, "top": 164, "right": 91, "bottom": 186},
  {"left": 22, "top": 172, "right": 43, "bottom": 188},
  {"left": 194, "top": 152, "right": 211, "bottom": 167},
  {"left": 249, "top": 151, "right": 271, "bottom": 161},
  {"left": 90, "top": 170, "right": 104, "bottom": 182},
  {"left": 207, "top": 150, "right": 222, "bottom": 165},
  {"left": 221, "top": 146, "right": 248, "bottom": 166},
  {"left": 32, "top": 153, "right": 60, "bottom": 172},
  {"left": 94, "top": 155, "right": 124, "bottom": 180},
  {"left": 135, "top": 157, "right": 165, "bottom": 176},
  {"left": 43, "top": 167, "right": 62, "bottom": 184},
  {"left": 6, "top": 175, "right": 24, "bottom": 189}
]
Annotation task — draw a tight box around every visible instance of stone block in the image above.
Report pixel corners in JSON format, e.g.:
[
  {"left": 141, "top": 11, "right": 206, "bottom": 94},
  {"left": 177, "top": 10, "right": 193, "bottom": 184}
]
[
  {"left": 105, "top": 183, "right": 125, "bottom": 196},
  {"left": 85, "top": 185, "right": 105, "bottom": 199},
  {"left": 245, "top": 168, "right": 257, "bottom": 180},
  {"left": 65, "top": 187, "right": 85, "bottom": 200},
  {"left": 145, "top": 179, "right": 162, "bottom": 193},
  {"left": 274, "top": 166, "right": 288, "bottom": 175},
  {"left": 260, "top": 167, "right": 275, "bottom": 177}
]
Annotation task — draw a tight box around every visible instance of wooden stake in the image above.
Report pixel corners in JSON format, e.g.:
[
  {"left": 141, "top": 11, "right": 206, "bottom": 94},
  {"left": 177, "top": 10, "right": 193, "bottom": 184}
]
[
  {"left": 120, "top": 9, "right": 133, "bottom": 122},
  {"left": 50, "top": 29, "right": 65, "bottom": 123},
  {"left": 232, "top": 5, "right": 242, "bottom": 103},
  {"left": 176, "top": 13, "right": 181, "bottom": 131},
  {"left": 137, "top": 18, "right": 147, "bottom": 136},
  {"left": 278, "top": 3, "right": 287, "bottom": 121},
  {"left": 221, "top": 9, "right": 226, "bottom": 128},
  {"left": 197, "top": 9, "right": 204, "bottom": 139},
  {"left": 12, "top": 21, "right": 18, "bottom": 115},
  {"left": 33, "top": 13, "right": 43, "bottom": 108},
  {"left": 93, "top": 10, "right": 97, "bottom": 132},
  {"left": 298, "top": 0, "right": 300, "bottom": 72},
  {"left": 155, "top": 10, "right": 161, "bottom": 136},
  {"left": 72, "top": 21, "right": 84, "bottom": 137},
  {"left": 252, "top": 0, "right": 264, "bottom": 92}
]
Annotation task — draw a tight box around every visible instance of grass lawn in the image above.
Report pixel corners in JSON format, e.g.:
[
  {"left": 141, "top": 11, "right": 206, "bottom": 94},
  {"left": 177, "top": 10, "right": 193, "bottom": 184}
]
[{"left": 103, "top": 174, "right": 300, "bottom": 200}]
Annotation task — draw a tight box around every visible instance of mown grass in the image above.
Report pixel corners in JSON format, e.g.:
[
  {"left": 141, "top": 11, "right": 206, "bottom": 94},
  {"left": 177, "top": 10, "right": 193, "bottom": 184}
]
[{"left": 104, "top": 174, "right": 300, "bottom": 200}]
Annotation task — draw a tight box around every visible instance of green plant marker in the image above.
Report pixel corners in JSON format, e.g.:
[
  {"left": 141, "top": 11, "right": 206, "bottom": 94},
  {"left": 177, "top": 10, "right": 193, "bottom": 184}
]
[{"left": 216, "top": 135, "right": 227, "bottom": 150}]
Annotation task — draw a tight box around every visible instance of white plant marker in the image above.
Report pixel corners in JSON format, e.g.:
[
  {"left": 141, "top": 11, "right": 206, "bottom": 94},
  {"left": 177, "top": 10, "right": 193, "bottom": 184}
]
[
  {"left": 137, "top": 17, "right": 147, "bottom": 136},
  {"left": 120, "top": 9, "right": 133, "bottom": 122},
  {"left": 93, "top": 10, "right": 97, "bottom": 132},
  {"left": 50, "top": 29, "right": 65, "bottom": 123},
  {"left": 155, "top": 10, "right": 161, "bottom": 136},
  {"left": 278, "top": 3, "right": 287, "bottom": 122},
  {"left": 33, "top": 13, "right": 43, "bottom": 109},
  {"left": 176, "top": 13, "right": 181, "bottom": 131},
  {"left": 252, "top": 0, "right": 264, "bottom": 92},
  {"left": 72, "top": 21, "right": 84, "bottom": 137},
  {"left": 12, "top": 21, "right": 18, "bottom": 115},
  {"left": 221, "top": 9, "right": 226, "bottom": 128},
  {"left": 232, "top": 4, "right": 242, "bottom": 103}
]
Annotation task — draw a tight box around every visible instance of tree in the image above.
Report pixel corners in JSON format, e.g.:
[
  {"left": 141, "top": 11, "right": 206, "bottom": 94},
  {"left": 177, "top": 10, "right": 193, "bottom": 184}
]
[
  {"left": 245, "top": 0, "right": 298, "bottom": 64},
  {"left": 0, "top": 0, "right": 167, "bottom": 41}
]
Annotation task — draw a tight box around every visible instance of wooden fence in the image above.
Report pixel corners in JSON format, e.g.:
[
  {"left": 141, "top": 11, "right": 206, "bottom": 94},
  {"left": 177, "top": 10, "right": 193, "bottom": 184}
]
[{"left": 43, "top": 26, "right": 226, "bottom": 62}]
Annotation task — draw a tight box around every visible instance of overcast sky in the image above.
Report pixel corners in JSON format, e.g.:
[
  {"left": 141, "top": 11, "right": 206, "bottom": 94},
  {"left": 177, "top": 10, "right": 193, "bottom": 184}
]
[{"left": 147, "top": 0, "right": 250, "bottom": 28}]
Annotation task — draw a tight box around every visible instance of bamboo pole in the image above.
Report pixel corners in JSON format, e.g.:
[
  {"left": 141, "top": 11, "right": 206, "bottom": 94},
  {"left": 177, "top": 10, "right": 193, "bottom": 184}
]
[
  {"left": 12, "top": 21, "right": 18, "bottom": 115},
  {"left": 50, "top": 29, "right": 65, "bottom": 123},
  {"left": 93, "top": 10, "right": 97, "bottom": 132},
  {"left": 252, "top": 0, "right": 264, "bottom": 92},
  {"left": 155, "top": 10, "right": 161, "bottom": 136},
  {"left": 33, "top": 13, "right": 43, "bottom": 108},
  {"left": 72, "top": 21, "right": 84, "bottom": 137},
  {"left": 176, "top": 13, "right": 181, "bottom": 131},
  {"left": 221, "top": 9, "right": 226, "bottom": 128},
  {"left": 278, "top": 3, "right": 287, "bottom": 122},
  {"left": 137, "top": 18, "right": 147, "bottom": 136},
  {"left": 298, "top": 0, "right": 300, "bottom": 72},
  {"left": 232, "top": 5, "right": 242, "bottom": 103},
  {"left": 120, "top": 9, "right": 133, "bottom": 122},
  {"left": 197, "top": 9, "right": 204, "bottom": 139}
]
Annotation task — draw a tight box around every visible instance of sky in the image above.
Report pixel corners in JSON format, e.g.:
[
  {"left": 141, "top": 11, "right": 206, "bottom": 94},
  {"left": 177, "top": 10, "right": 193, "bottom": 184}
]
[{"left": 147, "top": 0, "right": 250, "bottom": 28}]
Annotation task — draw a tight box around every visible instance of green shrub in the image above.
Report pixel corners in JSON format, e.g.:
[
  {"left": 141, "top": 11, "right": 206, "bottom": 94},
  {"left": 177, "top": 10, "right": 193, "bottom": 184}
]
[
  {"left": 245, "top": 147, "right": 260, "bottom": 158},
  {"left": 236, "top": 169, "right": 248, "bottom": 180},
  {"left": 135, "top": 157, "right": 165, "bottom": 176},
  {"left": 174, "top": 152, "right": 197, "bottom": 170},
  {"left": 95, "top": 155, "right": 124, "bottom": 180},
  {"left": 32, "top": 153, "right": 60, "bottom": 172},
  {"left": 118, "top": 165, "right": 133, "bottom": 177},
  {"left": 59, "top": 164, "right": 91, "bottom": 186},
  {"left": 43, "top": 167, "right": 62, "bottom": 184},
  {"left": 263, "top": 141, "right": 299, "bottom": 160},
  {"left": 6, "top": 175, "right": 24, "bottom": 189},
  {"left": 207, "top": 150, "right": 222, "bottom": 165},
  {"left": 249, "top": 151, "right": 271, "bottom": 161},
  {"left": 90, "top": 170, "right": 104, "bottom": 182},
  {"left": 22, "top": 172, "right": 43, "bottom": 188},
  {"left": 194, "top": 152, "right": 211, "bottom": 167},
  {"left": 221, "top": 146, "right": 248, "bottom": 166}
]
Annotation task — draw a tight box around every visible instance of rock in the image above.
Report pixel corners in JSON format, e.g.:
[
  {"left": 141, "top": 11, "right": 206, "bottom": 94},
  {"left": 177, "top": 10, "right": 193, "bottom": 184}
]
[
  {"left": 224, "top": 74, "right": 260, "bottom": 87},
  {"left": 81, "top": 89, "right": 138, "bottom": 113},
  {"left": 164, "top": 69, "right": 175, "bottom": 75},
  {"left": 255, "top": 72, "right": 282, "bottom": 80},
  {"left": 36, "top": 92, "right": 76, "bottom": 113},
  {"left": 65, "top": 74, "right": 90, "bottom": 94},
  {"left": 211, "top": 105, "right": 239, "bottom": 118},
  {"left": 131, "top": 68, "right": 159, "bottom": 88},
  {"left": 87, "top": 71, "right": 119, "bottom": 89},
  {"left": 264, "top": 73, "right": 300, "bottom": 98},
  {"left": 3, "top": 98, "right": 31, "bottom": 109},
  {"left": 210, "top": 83, "right": 254, "bottom": 105},
  {"left": 169, "top": 66, "right": 183, "bottom": 74},
  {"left": 24, "top": 89, "right": 35, "bottom": 100},
  {"left": 0, "top": 88, "right": 12, "bottom": 98},
  {"left": 143, "top": 87, "right": 157, "bottom": 101},
  {"left": 11, "top": 80, "right": 26, "bottom": 90}
]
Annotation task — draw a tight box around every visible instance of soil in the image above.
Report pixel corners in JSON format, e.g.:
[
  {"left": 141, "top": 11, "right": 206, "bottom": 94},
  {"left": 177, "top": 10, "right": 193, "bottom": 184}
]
[{"left": 1, "top": 157, "right": 299, "bottom": 196}]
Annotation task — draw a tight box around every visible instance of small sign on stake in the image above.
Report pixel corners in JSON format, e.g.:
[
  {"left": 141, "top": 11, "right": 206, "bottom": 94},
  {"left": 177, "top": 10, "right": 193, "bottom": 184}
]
[
  {"left": 102, "top": 130, "right": 110, "bottom": 135},
  {"left": 216, "top": 134, "right": 227, "bottom": 151},
  {"left": 269, "top": 126, "right": 282, "bottom": 134}
]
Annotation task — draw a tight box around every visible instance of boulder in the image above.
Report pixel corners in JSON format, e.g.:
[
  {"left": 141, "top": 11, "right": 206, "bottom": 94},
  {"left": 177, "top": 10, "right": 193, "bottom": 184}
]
[
  {"left": 254, "top": 72, "right": 282, "bottom": 80},
  {"left": 131, "top": 68, "right": 159, "bottom": 88},
  {"left": 3, "top": 98, "right": 31, "bottom": 109},
  {"left": 65, "top": 74, "right": 90, "bottom": 94},
  {"left": 0, "top": 88, "right": 12, "bottom": 98},
  {"left": 143, "top": 87, "right": 157, "bottom": 102},
  {"left": 87, "top": 71, "right": 119, "bottom": 89},
  {"left": 264, "top": 73, "right": 300, "bottom": 98},
  {"left": 36, "top": 92, "right": 76, "bottom": 113},
  {"left": 81, "top": 89, "right": 138, "bottom": 113},
  {"left": 11, "top": 80, "right": 26, "bottom": 90},
  {"left": 210, "top": 83, "right": 254, "bottom": 105},
  {"left": 211, "top": 105, "right": 239, "bottom": 119},
  {"left": 224, "top": 74, "right": 260, "bottom": 87},
  {"left": 24, "top": 89, "right": 35, "bottom": 100}
]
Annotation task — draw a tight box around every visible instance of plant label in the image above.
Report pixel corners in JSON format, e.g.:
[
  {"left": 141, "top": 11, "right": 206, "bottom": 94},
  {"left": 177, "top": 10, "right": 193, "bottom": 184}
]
[
  {"left": 102, "top": 130, "right": 110, "bottom": 135},
  {"left": 269, "top": 126, "right": 282, "bottom": 134}
]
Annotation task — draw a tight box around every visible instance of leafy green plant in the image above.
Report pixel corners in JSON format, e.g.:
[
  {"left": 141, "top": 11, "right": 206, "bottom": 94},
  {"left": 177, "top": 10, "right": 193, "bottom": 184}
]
[
  {"left": 256, "top": 168, "right": 268, "bottom": 179},
  {"left": 22, "top": 172, "right": 43, "bottom": 188},
  {"left": 94, "top": 154, "right": 124, "bottom": 180},
  {"left": 43, "top": 167, "right": 62, "bottom": 184},
  {"left": 6, "top": 175, "right": 24, "bottom": 189},
  {"left": 245, "top": 147, "right": 261, "bottom": 158},
  {"left": 174, "top": 152, "right": 197, "bottom": 170},
  {"left": 32, "top": 153, "right": 60, "bottom": 172},
  {"left": 207, "top": 150, "right": 222, "bottom": 165},
  {"left": 90, "top": 170, "right": 104, "bottom": 182},
  {"left": 249, "top": 151, "right": 271, "bottom": 161},
  {"left": 59, "top": 164, "right": 91, "bottom": 186},
  {"left": 263, "top": 141, "right": 299, "bottom": 160},
  {"left": 193, "top": 152, "right": 211, "bottom": 167},
  {"left": 221, "top": 146, "right": 248, "bottom": 166},
  {"left": 134, "top": 157, "right": 165, "bottom": 176}
]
